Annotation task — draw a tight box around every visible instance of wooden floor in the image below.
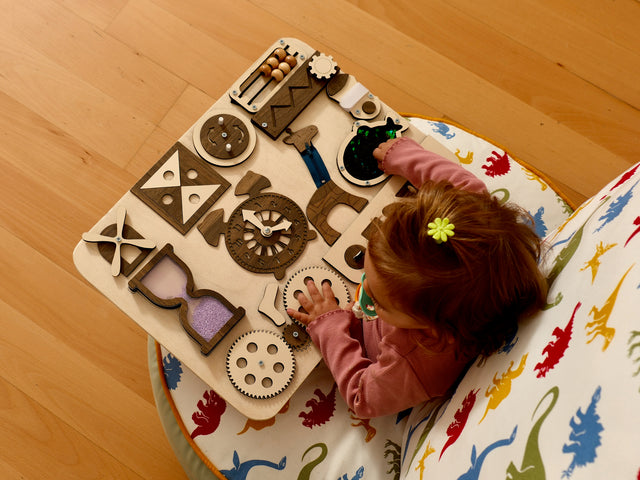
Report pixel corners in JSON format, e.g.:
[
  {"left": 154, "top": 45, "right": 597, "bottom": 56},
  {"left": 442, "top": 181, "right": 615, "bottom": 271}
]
[{"left": 1, "top": 0, "right": 638, "bottom": 478}]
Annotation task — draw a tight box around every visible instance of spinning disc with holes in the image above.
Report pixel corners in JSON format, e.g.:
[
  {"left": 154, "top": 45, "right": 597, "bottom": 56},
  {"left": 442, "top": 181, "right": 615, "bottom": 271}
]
[
  {"left": 282, "top": 266, "right": 351, "bottom": 321},
  {"left": 226, "top": 330, "right": 295, "bottom": 399},
  {"left": 192, "top": 109, "right": 256, "bottom": 167}
]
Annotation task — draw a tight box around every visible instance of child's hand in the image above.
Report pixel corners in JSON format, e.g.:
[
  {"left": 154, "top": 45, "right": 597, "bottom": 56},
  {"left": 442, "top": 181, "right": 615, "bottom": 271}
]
[
  {"left": 373, "top": 138, "right": 401, "bottom": 170},
  {"left": 286, "top": 279, "right": 340, "bottom": 325}
]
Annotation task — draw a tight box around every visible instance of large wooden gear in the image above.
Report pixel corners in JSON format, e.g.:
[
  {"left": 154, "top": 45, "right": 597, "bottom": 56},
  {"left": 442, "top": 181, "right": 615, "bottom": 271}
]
[
  {"left": 226, "top": 330, "right": 295, "bottom": 399},
  {"left": 282, "top": 265, "right": 351, "bottom": 320}
]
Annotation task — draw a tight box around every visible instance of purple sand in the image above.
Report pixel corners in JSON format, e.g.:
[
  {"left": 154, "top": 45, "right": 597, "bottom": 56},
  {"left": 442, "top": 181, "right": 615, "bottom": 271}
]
[{"left": 189, "top": 296, "right": 233, "bottom": 341}]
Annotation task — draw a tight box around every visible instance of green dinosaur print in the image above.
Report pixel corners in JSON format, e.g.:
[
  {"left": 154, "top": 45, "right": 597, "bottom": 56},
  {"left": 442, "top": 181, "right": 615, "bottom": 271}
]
[
  {"left": 506, "top": 386, "right": 559, "bottom": 480},
  {"left": 407, "top": 397, "right": 449, "bottom": 468},
  {"left": 546, "top": 198, "right": 610, "bottom": 288},
  {"left": 297, "top": 443, "right": 327, "bottom": 480}
]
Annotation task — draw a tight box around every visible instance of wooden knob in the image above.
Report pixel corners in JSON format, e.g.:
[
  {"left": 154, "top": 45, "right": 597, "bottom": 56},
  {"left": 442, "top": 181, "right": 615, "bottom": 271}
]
[
  {"left": 273, "top": 48, "right": 287, "bottom": 61},
  {"left": 271, "top": 68, "right": 284, "bottom": 82},
  {"left": 266, "top": 56, "right": 279, "bottom": 69},
  {"left": 284, "top": 55, "right": 297, "bottom": 68},
  {"left": 278, "top": 62, "right": 291, "bottom": 75},
  {"left": 259, "top": 64, "right": 272, "bottom": 76}
]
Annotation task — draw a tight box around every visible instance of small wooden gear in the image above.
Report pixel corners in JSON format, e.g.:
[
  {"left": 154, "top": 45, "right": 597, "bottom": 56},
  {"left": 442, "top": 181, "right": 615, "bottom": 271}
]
[
  {"left": 192, "top": 109, "right": 256, "bottom": 167},
  {"left": 282, "top": 265, "right": 351, "bottom": 321},
  {"left": 282, "top": 323, "right": 311, "bottom": 351},
  {"left": 226, "top": 330, "right": 295, "bottom": 399}
]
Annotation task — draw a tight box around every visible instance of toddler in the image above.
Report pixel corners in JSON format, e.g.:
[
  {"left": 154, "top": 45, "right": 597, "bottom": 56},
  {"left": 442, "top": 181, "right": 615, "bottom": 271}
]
[{"left": 286, "top": 137, "right": 547, "bottom": 418}]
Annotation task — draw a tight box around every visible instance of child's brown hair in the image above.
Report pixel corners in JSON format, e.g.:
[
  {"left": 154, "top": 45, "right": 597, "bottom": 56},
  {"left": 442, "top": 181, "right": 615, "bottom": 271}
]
[{"left": 367, "top": 180, "right": 548, "bottom": 358}]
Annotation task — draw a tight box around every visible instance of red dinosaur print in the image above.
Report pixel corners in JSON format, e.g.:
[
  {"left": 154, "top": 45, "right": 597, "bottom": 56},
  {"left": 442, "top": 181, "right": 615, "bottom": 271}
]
[
  {"left": 481, "top": 151, "right": 511, "bottom": 177},
  {"left": 610, "top": 163, "right": 639, "bottom": 192},
  {"left": 299, "top": 383, "right": 337, "bottom": 428},
  {"left": 440, "top": 389, "right": 479, "bottom": 459},
  {"left": 535, "top": 302, "right": 579, "bottom": 378},
  {"left": 191, "top": 389, "right": 226, "bottom": 438},
  {"left": 625, "top": 216, "right": 640, "bottom": 247}
]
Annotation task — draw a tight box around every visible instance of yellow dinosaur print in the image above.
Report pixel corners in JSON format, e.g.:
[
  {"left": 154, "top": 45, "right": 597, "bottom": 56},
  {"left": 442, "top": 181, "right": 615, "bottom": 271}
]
[
  {"left": 455, "top": 148, "right": 474, "bottom": 164},
  {"left": 580, "top": 242, "right": 617, "bottom": 283},
  {"left": 480, "top": 354, "right": 528, "bottom": 423},
  {"left": 415, "top": 441, "right": 435, "bottom": 480},
  {"left": 547, "top": 196, "right": 596, "bottom": 241},
  {"left": 586, "top": 265, "right": 634, "bottom": 351},
  {"left": 522, "top": 167, "right": 548, "bottom": 191}
]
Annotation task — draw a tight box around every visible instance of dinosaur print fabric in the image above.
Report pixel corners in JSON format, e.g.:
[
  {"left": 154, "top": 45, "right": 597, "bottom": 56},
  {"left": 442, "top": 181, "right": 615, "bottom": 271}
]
[{"left": 150, "top": 119, "right": 639, "bottom": 479}]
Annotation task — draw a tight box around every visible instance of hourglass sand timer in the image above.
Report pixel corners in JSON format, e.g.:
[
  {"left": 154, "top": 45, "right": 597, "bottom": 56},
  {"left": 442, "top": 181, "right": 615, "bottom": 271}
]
[{"left": 128, "top": 244, "right": 245, "bottom": 355}]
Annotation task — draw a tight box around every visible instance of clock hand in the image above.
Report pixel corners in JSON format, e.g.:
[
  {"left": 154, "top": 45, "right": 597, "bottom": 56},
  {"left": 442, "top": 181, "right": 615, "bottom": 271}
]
[
  {"left": 242, "top": 209, "right": 267, "bottom": 231},
  {"left": 268, "top": 219, "right": 292, "bottom": 232}
]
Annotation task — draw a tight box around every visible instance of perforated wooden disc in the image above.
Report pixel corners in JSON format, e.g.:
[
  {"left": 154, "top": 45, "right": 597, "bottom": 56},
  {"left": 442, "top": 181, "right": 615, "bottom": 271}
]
[
  {"left": 226, "top": 330, "right": 295, "bottom": 399},
  {"left": 282, "top": 265, "right": 351, "bottom": 320}
]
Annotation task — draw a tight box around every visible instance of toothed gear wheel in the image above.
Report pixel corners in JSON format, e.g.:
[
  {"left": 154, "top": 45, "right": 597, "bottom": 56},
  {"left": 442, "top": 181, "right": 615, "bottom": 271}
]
[
  {"left": 308, "top": 53, "right": 338, "bottom": 80},
  {"left": 226, "top": 330, "right": 295, "bottom": 399},
  {"left": 283, "top": 265, "right": 351, "bottom": 325},
  {"left": 283, "top": 323, "right": 311, "bottom": 350}
]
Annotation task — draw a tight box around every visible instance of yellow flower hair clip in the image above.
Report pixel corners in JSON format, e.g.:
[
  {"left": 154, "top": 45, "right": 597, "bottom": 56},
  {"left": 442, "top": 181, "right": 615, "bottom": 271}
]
[{"left": 428, "top": 217, "right": 455, "bottom": 244}]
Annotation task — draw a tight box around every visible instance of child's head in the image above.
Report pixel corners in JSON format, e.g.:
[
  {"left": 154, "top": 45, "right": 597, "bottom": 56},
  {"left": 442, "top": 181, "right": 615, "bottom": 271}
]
[{"left": 366, "top": 180, "right": 548, "bottom": 357}]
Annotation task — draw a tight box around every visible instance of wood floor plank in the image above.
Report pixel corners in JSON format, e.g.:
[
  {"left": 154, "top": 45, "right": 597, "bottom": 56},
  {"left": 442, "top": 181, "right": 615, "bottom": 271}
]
[
  {"left": 150, "top": 0, "right": 444, "bottom": 116},
  {"left": 537, "top": 0, "right": 640, "bottom": 54},
  {"left": 0, "top": 225, "right": 152, "bottom": 402},
  {"left": 52, "top": 0, "right": 128, "bottom": 30},
  {"left": 0, "top": 300, "right": 185, "bottom": 479},
  {"left": 346, "top": 0, "right": 640, "bottom": 162},
  {"left": 0, "top": 29, "right": 154, "bottom": 166},
  {"left": 445, "top": 0, "right": 640, "bottom": 109},
  {"left": 107, "top": 0, "right": 255, "bottom": 99},
  {"left": 0, "top": 0, "right": 186, "bottom": 125},
  {"left": 0, "top": 379, "right": 145, "bottom": 480}
]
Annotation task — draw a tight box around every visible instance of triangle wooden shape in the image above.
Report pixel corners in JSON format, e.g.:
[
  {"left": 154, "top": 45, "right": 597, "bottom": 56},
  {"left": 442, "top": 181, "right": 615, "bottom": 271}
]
[{"left": 131, "top": 142, "right": 231, "bottom": 234}]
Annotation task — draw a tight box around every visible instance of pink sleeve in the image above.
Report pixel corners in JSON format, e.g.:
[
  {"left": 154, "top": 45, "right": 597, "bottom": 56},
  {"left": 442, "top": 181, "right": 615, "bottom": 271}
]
[
  {"left": 382, "top": 137, "right": 487, "bottom": 193},
  {"left": 307, "top": 309, "right": 431, "bottom": 418}
]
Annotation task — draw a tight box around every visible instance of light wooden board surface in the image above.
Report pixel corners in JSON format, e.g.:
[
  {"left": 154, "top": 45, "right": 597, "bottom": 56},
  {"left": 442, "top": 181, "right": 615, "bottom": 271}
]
[{"left": 1, "top": 0, "right": 638, "bottom": 478}]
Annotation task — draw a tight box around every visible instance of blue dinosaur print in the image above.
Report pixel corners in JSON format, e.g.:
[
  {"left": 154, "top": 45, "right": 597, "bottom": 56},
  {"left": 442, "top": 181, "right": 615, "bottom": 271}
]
[
  {"left": 562, "top": 386, "right": 603, "bottom": 478},
  {"left": 457, "top": 426, "right": 517, "bottom": 480},
  {"left": 339, "top": 466, "right": 364, "bottom": 480},
  {"left": 163, "top": 353, "right": 183, "bottom": 390},
  {"left": 595, "top": 180, "right": 638, "bottom": 232},
  {"left": 498, "top": 329, "right": 519, "bottom": 354},
  {"left": 428, "top": 121, "right": 456, "bottom": 139},
  {"left": 220, "top": 451, "right": 286, "bottom": 480},
  {"left": 527, "top": 206, "right": 547, "bottom": 238}
]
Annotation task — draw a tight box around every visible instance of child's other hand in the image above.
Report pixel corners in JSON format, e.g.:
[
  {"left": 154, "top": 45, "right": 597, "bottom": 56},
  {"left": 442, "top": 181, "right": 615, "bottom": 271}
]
[
  {"left": 286, "top": 279, "right": 340, "bottom": 325},
  {"left": 373, "top": 138, "right": 401, "bottom": 170}
]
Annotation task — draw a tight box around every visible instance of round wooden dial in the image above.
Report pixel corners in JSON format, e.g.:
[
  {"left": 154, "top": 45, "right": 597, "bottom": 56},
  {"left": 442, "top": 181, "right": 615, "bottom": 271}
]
[
  {"left": 199, "top": 113, "right": 249, "bottom": 159},
  {"left": 224, "top": 193, "right": 315, "bottom": 279}
]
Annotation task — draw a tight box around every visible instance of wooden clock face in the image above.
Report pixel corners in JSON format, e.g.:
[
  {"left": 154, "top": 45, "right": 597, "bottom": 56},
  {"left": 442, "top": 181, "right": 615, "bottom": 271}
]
[{"left": 224, "top": 193, "right": 313, "bottom": 279}]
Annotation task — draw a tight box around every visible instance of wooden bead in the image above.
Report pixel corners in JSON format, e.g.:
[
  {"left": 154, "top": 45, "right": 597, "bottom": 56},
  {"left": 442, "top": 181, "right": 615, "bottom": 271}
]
[
  {"left": 259, "top": 63, "right": 272, "bottom": 76},
  {"left": 271, "top": 68, "right": 284, "bottom": 82},
  {"left": 278, "top": 62, "right": 291, "bottom": 75},
  {"left": 284, "top": 55, "right": 297, "bottom": 68},
  {"left": 266, "top": 56, "right": 279, "bottom": 69},
  {"left": 273, "top": 48, "right": 287, "bottom": 61}
]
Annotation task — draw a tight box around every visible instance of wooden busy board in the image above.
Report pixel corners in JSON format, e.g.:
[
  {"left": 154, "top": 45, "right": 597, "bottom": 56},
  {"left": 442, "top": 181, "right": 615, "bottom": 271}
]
[{"left": 73, "top": 38, "right": 437, "bottom": 419}]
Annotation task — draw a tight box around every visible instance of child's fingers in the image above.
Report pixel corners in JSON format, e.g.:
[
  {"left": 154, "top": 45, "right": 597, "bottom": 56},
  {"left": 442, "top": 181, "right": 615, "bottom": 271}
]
[
  {"left": 294, "top": 289, "right": 313, "bottom": 311},
  {"left": 286, "top": 307, "right": 311, "bottom": 325},
  {"left": 320, "top": 280, "right": 337, "bottom": 304}
]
